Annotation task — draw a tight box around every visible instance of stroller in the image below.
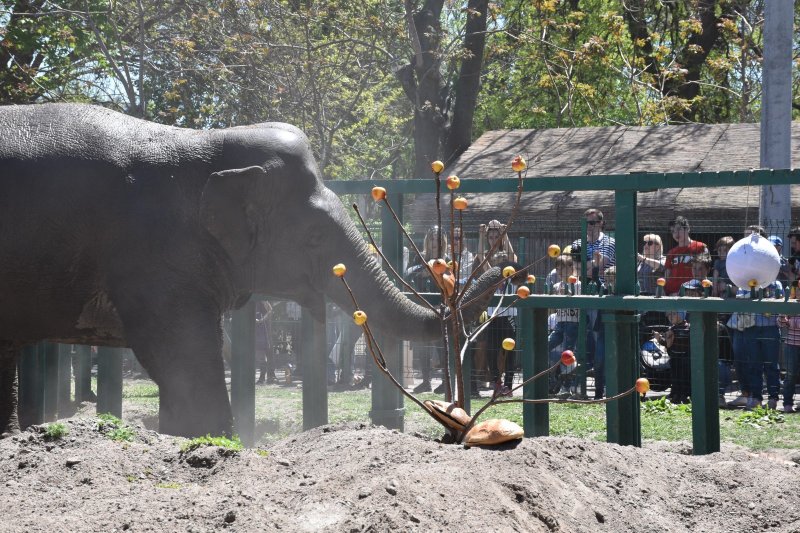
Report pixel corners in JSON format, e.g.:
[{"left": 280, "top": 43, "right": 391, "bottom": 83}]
[{"left": 639, "top": 312, "right": 671, "bottom": 392}]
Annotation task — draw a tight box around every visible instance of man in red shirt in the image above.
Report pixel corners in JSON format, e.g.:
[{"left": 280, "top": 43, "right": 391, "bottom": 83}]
[{"left": 664, "top": 216, "right": 708, "bottom": 295}]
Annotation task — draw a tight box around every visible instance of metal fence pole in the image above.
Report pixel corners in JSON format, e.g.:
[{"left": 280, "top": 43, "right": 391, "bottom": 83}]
[
  {"left": 57, "top": 344, "right": 72, "bottom": 416},
  {"left": 231, "top": 298, "right": 256, "bottom": 446},
  {"left": 690, "top": 312, "right": 720, "bottom": 455},
  {"left": 96, "top": 347, "right": 123, "bottom": 418},
  {"left": 18, "top": 344, "right": 44, "bottom": 427},
  {"left": 302, "top": 305, "right": 328, "bottom": 430},
  {"left": 605, "top": 189, "right": 641, "bottom": 446},
  {"left": 524, "top": 307, "right": 549, "bottom": 436},
  {"left": 42, "top": 342, "right": 59, "bottom": 422},
  {"left": 370, "top": 190, "right": 404, "bottom": 430},
  {"left": 73, "top": 344, "right": 93, "bottom": 402}
]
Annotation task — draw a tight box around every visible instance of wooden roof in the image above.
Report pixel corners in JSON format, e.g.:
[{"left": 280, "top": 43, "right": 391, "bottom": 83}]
[{"left": 406, "top": 122, "right": 800, "bottom": 230}]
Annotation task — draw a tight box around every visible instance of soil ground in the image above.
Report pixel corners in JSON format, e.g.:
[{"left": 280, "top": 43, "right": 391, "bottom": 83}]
[{"left": 2, "top": 394, "right": 800, "bottom": 533}]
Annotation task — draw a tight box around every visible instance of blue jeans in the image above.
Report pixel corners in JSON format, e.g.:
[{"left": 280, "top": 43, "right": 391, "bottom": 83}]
[
  {"left": 739, "top": 326, "right": 780, "bottom": 401},
  {"left": 548, "top": 321, "right": 579, "bottom": 389},
  {"left": 783, "top": 343, "right": 800, "bottom": 408}
]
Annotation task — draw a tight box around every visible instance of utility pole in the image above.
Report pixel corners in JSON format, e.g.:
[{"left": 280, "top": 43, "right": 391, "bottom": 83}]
[{"left": 759, "top": 1, "right": 794, "bottom": 241}]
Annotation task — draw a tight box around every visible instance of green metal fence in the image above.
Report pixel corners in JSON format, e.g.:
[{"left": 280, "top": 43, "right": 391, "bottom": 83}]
[{"left": 17, "top": 169, "right": 800, "bottom": 453}]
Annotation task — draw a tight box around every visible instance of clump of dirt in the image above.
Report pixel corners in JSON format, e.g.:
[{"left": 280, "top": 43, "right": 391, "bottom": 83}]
[{"left": 2, "top": 411, "right": 800, "bottom": 532}]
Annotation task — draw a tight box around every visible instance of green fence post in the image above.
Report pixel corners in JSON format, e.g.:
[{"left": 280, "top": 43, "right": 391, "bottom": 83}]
[
  {"left": 370, "top": 190, "right": 404, "bottom": 430},
  {"left": 42, "top": 342, "right": 59, "bottom": 422},
  {"left": 523, "top": 307, "right": 549, "bottom": 436},
  {"left": 577, "top": 218, "right": 589, "bottom": 396},
  {"left": 690, "top": 311, "right": 720, "bottom": 455},
  {"left": 18, "top": 344, "right": 44, "bottom": 427},
  {"left": 603, "top": 312, "right": 641, "bottom": 446},
  {"left": 96, "top": 347, "right": 123, "bottom": 418},
  {"left": 73, "top": 345, "right": 93, "bottom": 402},
  {"left": 57, "top": 344, "right": 72, "bottom": 416},
  {"left": 302, "top": 305, "right": 328, "bottom": 430},
  {"left": 605, "top": 189, "right": 640, "bottom": 446},
  {"left": 231, "top": 298, "right": 256, "bottom": 446}
]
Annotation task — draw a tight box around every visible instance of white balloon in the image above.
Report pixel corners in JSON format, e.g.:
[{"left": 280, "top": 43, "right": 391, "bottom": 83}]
[{"left": 726, "top": 234, "right": 781, "bottom": 289}]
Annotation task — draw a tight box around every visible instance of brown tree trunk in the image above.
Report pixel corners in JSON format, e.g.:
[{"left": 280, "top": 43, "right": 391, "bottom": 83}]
[{"left": 443, "top": 0, "right": 488, "bottom": 164}]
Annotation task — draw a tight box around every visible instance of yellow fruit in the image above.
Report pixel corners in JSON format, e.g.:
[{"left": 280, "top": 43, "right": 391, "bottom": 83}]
[
  {"left": 332, "top": 263, "right": 346, "bottom": 277},
  {"left": 561, "top": 350, "right": 576, "bottom": 366},
  {"left": 527, "top": 274, "right": 536, "bottom": 284},
  {"left": 656, "top": 277, "right": 666, "bottom": 287},
  {"left": 502, "top": 266, "right": 516, "bottom": 278},
  {"left": 502, "top": 338, "right": 515, "bottom": 351},
  {"left": 567, "top": 275, "right": 578, "bottom": 284},
  {"left": 547, "top": 244, "right": 561, "bottom": 258},
  {"left": 511, "top": 155, "right": 527, "bottom": 172},
  {"left": 371, "top": 186, "right": 386, "bottom": 201},
  {"left": 353, "top": 310, "right": 367, "bottom": 325},
  {"left": 453, "top": 197, "right": 468, "bottom": 210},
  {"left": 516, "top": 286, "right": 530, "bottom": 299},
  {"left": 445, "top": 175, "right": 460, "bottom": 190},
  {"left": 431, "top": 160, "right": 444, "bottom": 173},
  {"left": 701, "top": 278, "right": 713, "bottom": 288},
  {"left": 748, "top": 279, "right": 759, "bottom": 288},
  {"left": 635, "top": 377, "right": 650, "bottom": 395}
]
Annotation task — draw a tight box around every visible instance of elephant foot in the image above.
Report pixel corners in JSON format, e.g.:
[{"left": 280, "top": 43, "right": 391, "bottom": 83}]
[{"left": 1, "top": 427, "right": 20, "bottom": 439}]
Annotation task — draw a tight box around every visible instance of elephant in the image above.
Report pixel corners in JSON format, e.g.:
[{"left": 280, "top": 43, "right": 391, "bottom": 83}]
[{"left": 0, "top": 104, "right": 505, "bottom": 438}]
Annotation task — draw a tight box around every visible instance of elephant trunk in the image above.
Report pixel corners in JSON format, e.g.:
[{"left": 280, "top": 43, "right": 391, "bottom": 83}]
[{"left": 324, "top": 220, "right": 503, "bottom": 341}]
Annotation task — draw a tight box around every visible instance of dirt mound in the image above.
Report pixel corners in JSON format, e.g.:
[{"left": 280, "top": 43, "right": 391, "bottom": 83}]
[{"left": 1, "top": 417, "right": 799, "bottom": 532}]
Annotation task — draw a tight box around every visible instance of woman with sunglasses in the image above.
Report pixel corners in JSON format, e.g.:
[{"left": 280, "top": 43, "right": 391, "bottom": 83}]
[{"left": 636, "top": 234, "right": 666, "bottom": 295}]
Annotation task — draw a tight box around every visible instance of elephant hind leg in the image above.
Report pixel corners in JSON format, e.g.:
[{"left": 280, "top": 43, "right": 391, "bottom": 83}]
[{"left": 0, "top": 345, "right": 20, "bottom": 438}]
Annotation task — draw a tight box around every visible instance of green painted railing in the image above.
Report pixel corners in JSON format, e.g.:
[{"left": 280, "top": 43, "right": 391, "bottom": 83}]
[
  {"left": 326, "top": 168, "right": 800, "bottom": 455},
  {"left": 17, "top": 168, "right": 799, "bottom": 452}
]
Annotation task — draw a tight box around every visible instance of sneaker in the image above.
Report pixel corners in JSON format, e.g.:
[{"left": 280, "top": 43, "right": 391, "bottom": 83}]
[
  {"left": 745, "top": 397, "right": 762, "bottom": 411},
  {"left": 556, "top": 386, "right": 571, "bottom": 400},
  {"left": 413, "top": 380, "right": 431, "bottom": 393},
  {"left": 767, "top": 398, "right": 778, "bottom": 410},
  {"left": 727, "top": 395, "right": 749, "bottom": 408},
  {"left": 783, "top": 405, "right": 794, "bottom": 414},
  {"left": 433, "top": 382, "right": 446, "bottom": 394}
]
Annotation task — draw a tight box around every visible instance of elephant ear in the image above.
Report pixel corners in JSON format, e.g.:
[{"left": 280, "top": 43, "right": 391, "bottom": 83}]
[{"left": 200, "top": 165, "right": 267, "bottom": 265}]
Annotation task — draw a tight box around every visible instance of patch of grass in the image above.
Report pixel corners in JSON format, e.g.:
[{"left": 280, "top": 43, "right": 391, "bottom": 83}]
[
  {"left": 43, "top": 422, "right": 68, "bottom": 440},
  {"left": 155, "top": 481, "right": 181, "bottom": 489},
  {"left": 255, "top": 449, "right": 270, "bottom": 457},
  {"left": 122, "top": 382, "right": 159, "bottom": 399},
  {"left": 736, "top": 405, "right": 784, "bottom": 428},
  {"left": 122, "top": 378, "right": 800, "bottom": 450},
  {"left": 180, "top": 434, "right": 243, "bottom": 453},
  {"left": 96, "top": 413, "right": 136, "bottom": 442}
]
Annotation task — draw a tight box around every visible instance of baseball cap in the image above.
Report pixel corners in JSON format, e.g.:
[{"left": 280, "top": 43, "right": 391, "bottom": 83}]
[{"left": 769, "top": 235, "right": 783, "bottom": 247}]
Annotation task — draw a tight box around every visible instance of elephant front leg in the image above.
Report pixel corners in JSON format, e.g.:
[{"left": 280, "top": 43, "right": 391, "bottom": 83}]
[
  {"left": 0, "top": 344, "right": 20, "bottom": 438},
  {"left": 119, "top": 303, "right": 233, "bottom": 438}
]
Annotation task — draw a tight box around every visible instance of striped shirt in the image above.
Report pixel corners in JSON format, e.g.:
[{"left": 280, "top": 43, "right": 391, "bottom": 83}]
[
  {"left": 571, "top": 233, "right": 616, "bottom": 282},
  {"left": 782, "top": 316, "right": 800, "bottom": 346}
]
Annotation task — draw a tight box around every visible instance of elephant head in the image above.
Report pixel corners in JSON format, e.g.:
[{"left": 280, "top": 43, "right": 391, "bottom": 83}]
[{"left": 201, "top": 124, "right": 502, "bottom": 338}]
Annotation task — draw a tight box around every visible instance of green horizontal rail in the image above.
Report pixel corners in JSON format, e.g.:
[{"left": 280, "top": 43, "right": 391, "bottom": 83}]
[
  {"left": 413, "top": 293, "right": 800, "bottom": 314},
  {"left": 325, "top": 168, "right": 799, "bottom": 194}
]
